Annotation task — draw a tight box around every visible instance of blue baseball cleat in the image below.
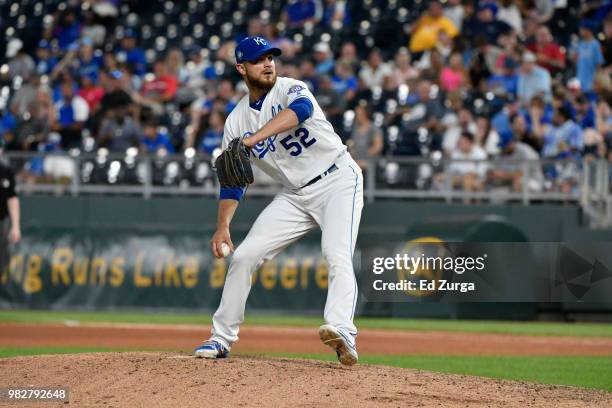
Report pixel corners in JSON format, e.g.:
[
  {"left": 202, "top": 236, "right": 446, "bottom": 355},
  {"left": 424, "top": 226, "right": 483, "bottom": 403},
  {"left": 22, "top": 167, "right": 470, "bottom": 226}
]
[
  {"left": 318, "top": 324, "right": 358, "bottom": 366},
  {"left": 195, "top": 340, "right": 229, "bottom": 359}
]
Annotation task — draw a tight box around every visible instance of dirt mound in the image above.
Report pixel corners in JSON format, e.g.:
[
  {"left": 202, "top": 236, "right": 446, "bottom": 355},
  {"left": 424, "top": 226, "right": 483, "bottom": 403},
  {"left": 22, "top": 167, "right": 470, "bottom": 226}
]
[{"left": 1, "top": 352, "right": 611, "bottom": 407}]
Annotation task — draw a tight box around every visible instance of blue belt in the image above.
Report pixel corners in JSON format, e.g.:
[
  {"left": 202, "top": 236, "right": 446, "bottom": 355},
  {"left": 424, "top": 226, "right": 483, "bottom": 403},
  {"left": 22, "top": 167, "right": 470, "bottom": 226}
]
[{"left": 303, "top": 163, "right": 338, "bottom": 188}]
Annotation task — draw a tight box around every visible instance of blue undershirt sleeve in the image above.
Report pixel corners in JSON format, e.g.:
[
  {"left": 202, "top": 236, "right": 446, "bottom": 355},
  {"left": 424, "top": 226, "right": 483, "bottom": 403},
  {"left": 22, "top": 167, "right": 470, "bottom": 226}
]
[
  {"left": 288, "top": 97, "right": 314, "bottom": 124},
  {"left": 219, "top": 186, "right": 245, "bottom": 201}
]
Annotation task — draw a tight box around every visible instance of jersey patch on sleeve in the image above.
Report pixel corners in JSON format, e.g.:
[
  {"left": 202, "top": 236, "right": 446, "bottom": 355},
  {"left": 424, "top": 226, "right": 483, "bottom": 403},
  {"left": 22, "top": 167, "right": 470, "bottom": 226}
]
[{"left": 288, "top": 85, "right": 305, "bottom": 95}]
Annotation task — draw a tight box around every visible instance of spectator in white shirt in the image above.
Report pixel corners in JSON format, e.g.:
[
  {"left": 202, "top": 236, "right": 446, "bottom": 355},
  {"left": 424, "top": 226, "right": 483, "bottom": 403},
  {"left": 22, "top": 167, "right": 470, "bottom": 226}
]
[
  {"left": 442, "top": 106, "right": 478, "bottom": 155},
  {"left": 449, "top": 132, "right": 488, "bottom": 179},
  {"left": 444, "top": 0, "right": 465, "bottom": 30},
  {"left": 497, "top": 0, "right": 522, "bottom": 33},
  {"left": 359, "top": 48, "right": 393, "bottom": 91},
  {"left": 475, "top": 115, "right": 502, "bottom": 156},
  {"left": 391, "top": 48, "right": 420, "bottom": 87},
  {"left": 435, "top": 132, "right": 488, "bottom": 202}
]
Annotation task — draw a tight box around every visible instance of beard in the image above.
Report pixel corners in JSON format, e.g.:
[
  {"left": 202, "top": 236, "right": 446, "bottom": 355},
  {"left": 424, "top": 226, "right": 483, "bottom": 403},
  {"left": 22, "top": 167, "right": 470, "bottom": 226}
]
[{"left": 245, "top": 70, "right": 277, "bottom": 92}]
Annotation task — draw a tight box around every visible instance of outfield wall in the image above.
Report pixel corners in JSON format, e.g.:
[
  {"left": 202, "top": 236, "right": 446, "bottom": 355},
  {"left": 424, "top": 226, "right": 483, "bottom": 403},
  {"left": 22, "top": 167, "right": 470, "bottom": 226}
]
[{"left": 1, "top": 196, "right": 610, "bottom": 319}]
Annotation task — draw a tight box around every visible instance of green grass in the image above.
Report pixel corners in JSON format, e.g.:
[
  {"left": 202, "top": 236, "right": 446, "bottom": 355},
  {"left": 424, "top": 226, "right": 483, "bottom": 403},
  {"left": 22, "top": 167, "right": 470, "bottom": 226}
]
[
  {"left": 0, "top": 346, "right": 141, "bottom": 358},
  {"left": 2, "top": 346, "right": 610, "bottom": 392},
  {"left": 0, "top": 310, "right": 214, "bottom": 325},
  {"left": 1, "top": 309, "right": 612, "bottom": 337},
  {"left": 266, "top": 353, "right": 612, "bottom": 392}
]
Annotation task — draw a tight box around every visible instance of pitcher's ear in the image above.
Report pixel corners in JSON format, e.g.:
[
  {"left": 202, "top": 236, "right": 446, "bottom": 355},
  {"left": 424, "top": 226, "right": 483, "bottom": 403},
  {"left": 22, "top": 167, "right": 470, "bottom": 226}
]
[{"left": 236, "top": 63, "right": 246, "bottom": 76}]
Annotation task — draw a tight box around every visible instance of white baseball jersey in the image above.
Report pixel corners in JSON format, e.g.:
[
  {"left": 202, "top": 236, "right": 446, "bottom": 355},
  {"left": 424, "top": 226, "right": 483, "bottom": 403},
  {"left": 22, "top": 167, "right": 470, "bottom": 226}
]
[
  {"left": 222, "top": 76, "right": 347, "bottom": 189},
  {"left": 209, "top": 76, "right": 364, "bottom": 355}
]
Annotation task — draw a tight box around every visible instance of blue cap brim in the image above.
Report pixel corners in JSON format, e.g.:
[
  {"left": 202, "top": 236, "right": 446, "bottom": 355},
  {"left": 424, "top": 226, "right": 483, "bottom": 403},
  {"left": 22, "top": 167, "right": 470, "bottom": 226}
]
[{"left": 240, "top": 47, "right": 282, "bottom": 63}]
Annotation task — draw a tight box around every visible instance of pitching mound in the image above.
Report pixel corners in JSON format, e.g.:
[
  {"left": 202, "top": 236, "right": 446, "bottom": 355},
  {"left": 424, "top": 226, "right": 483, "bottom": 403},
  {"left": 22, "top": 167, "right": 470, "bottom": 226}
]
[{"left": 1, "top": 353, "right": 611, "bottom": 407}]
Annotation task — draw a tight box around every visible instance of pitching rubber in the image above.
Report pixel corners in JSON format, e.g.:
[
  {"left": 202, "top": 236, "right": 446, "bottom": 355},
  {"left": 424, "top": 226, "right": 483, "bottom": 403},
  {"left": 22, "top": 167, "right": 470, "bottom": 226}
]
[{"left": 318, "top": 324, "right": 358, "bottom": 366}]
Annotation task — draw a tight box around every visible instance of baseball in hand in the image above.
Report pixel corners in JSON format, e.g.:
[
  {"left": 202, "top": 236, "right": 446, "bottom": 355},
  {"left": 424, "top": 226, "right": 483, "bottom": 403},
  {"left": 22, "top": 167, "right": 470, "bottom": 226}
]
[{"left": 220, "top": 243, "right": 231, "bottom": 258}]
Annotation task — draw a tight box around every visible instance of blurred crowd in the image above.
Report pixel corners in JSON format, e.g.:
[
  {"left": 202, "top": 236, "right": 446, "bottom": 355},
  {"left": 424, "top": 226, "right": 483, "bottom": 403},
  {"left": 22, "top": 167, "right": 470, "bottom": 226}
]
[{"left": 0, "top": 0, "right": 611, "bottom": 193}]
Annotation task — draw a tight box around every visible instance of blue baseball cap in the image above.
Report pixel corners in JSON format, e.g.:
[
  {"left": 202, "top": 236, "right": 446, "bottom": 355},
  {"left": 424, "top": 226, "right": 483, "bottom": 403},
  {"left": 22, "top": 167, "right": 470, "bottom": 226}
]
[
  {"left": 580, "top": 20, "right": 597, "bottom": 33},
  {"left": 124, "top": 28, "right": 137, "bottom": 38},
  {"left": 498, "top": 133, "right": 516, "bottom": 149},
  {"left": 235, "top": 36, "right": 281, "bottom": 64},
  {"left": 37, "top": 40, "right": 51, "bottom": 50},
  {"left": 80, "top": 37, "right": 94, "bottom": 47},
  {"left": 478, "top": 2, "right": 498, "bottom": 16}
]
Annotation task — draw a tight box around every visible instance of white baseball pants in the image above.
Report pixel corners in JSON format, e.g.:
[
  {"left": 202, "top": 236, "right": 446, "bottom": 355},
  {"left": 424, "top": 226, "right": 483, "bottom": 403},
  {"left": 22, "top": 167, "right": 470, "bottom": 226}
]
[{"left": 210, "top": 153, "right": 363, "bottom": 349}]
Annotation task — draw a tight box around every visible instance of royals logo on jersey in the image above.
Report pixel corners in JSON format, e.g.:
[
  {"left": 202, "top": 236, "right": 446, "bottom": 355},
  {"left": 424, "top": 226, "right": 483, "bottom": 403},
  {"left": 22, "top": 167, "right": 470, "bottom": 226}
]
[
  {"left": 224, "top": 77, "right": 347, "bottom": 189},
  {"left": 287, "top": 85, "right": 305, "bottom": 95},
  {"left": 249, "top": 133, "right": 277, "bottom": 159}
]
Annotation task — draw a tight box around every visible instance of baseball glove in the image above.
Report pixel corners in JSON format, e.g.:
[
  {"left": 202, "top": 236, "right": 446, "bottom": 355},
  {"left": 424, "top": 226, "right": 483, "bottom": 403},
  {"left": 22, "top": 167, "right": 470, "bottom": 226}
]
[{"left": 215, "top": 138, "right": 254, "bottom": 188}]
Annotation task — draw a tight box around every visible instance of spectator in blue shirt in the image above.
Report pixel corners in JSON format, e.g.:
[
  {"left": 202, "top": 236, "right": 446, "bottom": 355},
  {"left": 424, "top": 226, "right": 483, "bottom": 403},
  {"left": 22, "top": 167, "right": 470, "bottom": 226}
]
[
  {"left": 313, "top": 42, "right": 335, "bottom": 76},
  {"left": 492, "top": 97, "right": 519, "bottom": 142},
  {"left": 198, "top": 111, "right": 225, "bottom": 154},
  {"left": 141, "top": 122, "right": 175, "bottom": 154},
  {"left": 487, "top": 57, "right": 519, "bottom": 96},
  {"left": 283, "top": 0, "right": 322, "bottom": 29},
  {"left": 0, "top": 111, "right": 17, "bottom": 145},
  {"left": 74, "top": 38, "right": 104, "bottom": 82},
  {"left": 119, "top": 29, "right": 147, "bottom": 76},
  {"left": 581, "top": 1, "right": 612, "bottom": 30},
  {"left": 35, "top": 40, "right": 58, "bottom": 76},
  {"left": 53, "top": 9, "right": 82, "bottom": 50},
  {"left": 522, "top": 95, "right": 554, "bottom": 130},
  {"left": 463, "top": 3, "right": 512, "bottom": 46},
  {"left": 517, "top": 51, "right": 552, "bottom": 104},
  {"left": 201, "top": 80, "right": 237, "bottom": 114},
  {"left": 331, "top": 61, "right": 358, "bottom": 102},
  {"left": 572, "top": 22, "right": 605, "bottom": 94},
  {"left": 542, "top": 106, "right": 584, "bottom": 158},
  {"left": 322, "top": 0, "right": 350, "bottom": 27},
  {"left": 573, "top": 94, "right": 597, "bottom": 129},
  {"left": 52, "top": 81, "right": 90, "bottom": 149}
]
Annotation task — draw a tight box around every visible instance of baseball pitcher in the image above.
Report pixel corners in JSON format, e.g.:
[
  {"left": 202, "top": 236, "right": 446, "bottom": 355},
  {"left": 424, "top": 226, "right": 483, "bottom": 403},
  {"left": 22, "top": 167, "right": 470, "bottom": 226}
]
[{"left": 195, "top": 36, "right": 363, "bottom": 365}]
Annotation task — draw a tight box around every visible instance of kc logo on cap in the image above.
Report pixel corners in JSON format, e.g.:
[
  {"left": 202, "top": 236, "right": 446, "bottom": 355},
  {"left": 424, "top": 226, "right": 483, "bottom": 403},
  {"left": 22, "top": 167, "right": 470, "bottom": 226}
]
[{"left": 235, "top": 36, "right": 282, "bottom": 64}]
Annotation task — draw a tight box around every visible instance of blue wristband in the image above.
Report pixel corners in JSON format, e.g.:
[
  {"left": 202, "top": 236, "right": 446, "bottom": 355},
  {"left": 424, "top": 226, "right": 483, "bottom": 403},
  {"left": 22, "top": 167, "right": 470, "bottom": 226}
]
[{"left": 219, "top": 187, "right": 245, "bottom": 201}]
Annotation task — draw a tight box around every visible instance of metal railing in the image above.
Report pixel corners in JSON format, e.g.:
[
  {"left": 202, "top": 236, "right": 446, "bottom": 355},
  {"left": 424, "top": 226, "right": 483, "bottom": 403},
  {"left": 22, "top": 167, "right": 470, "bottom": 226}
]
[
  {"left": 580, "top": 159, "right": 612, "bottom": 228},
  {"left": 4, "top": 151, "right": 612, "bottom": 226}
]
